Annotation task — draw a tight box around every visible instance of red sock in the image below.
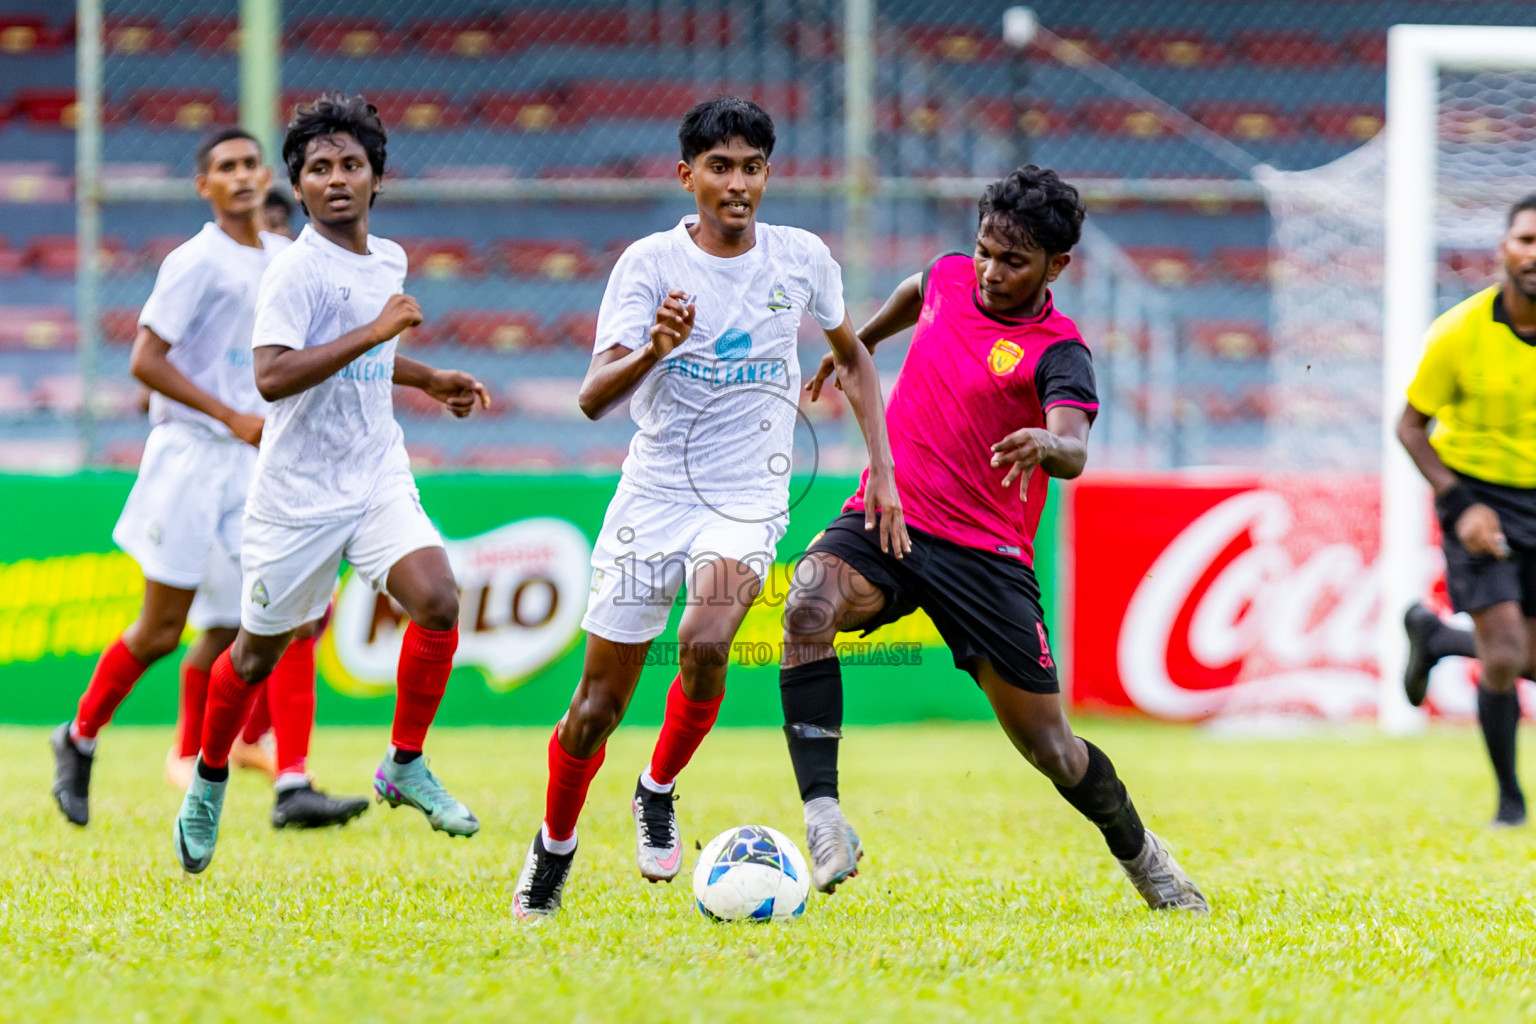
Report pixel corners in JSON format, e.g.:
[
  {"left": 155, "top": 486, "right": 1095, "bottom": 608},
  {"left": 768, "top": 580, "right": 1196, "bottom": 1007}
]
[
  {"left": 74, "top": 637, "right": 149, "bottom": 740},
  {"left": 647, "top": 675, "right": 724, "bottom": 787},
  {"left": 391, "top": 622, "right": 458, "bottom": 753},
  {"left": 176, "top": 663, "right": 210, "bottom": 759},
  {"left": 240, "top": 680, "right": 271, "bottom": 744},
  {"left": 545, "top": 728, "right": 605, "bottom": 842},
  {"left": 201, "top": 650, "right": 262, "bottom": 769},
  {"left": 268, "top": 636, "right": 316, "bottom": 777}
]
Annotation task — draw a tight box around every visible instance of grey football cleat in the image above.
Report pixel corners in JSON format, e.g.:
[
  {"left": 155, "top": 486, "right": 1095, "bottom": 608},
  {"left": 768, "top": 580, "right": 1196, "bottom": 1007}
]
[
  {"left": 512, "top": 831, "right": 575, "bottom": 922},
  {"left": 1118, "top": 829, "right": 1210, "bottom": 912},
  {"left": 49, "top": 722, "right": 92, "bottom": 827},
  {"left": 804, "top": 796, "right": 864, "bottom": 894}
]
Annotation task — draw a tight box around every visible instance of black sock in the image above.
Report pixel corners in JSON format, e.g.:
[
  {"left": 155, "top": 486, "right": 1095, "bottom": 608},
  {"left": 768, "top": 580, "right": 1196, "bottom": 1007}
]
[
  {"left": 1055, "top": 740, "right": 1146, "bottom": 860},
  {"left": 1430, "top": 622, "right": 1478, "bottom": 661},
  {"left": 1477, "top": 687, "right": 1523, "bottom": 803},
  {"left": 196, "top": 759, "right": 229, "bottom": 783},
  {"left": 393, "top": 747, "right": 423, "bottom": 765},
  {"left": 781, "top": 658, "right": 843, "bottom": 803}
]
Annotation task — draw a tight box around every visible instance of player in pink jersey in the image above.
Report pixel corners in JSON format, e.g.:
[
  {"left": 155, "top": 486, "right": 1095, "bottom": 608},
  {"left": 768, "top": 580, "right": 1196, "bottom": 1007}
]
[{"left": 778, "top": 166, "right": 1208, "bottom": 911}]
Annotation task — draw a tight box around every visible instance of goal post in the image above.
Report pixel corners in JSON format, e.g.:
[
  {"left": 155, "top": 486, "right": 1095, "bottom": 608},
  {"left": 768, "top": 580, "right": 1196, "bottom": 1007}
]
[{"left": 1379, "top": 25, "right": 1536, "bottom": 734}]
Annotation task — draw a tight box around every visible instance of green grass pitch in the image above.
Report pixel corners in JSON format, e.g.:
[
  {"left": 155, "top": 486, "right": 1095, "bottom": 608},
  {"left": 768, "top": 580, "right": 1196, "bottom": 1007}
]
[{"left": 2, "top": 719, "right": 1535, "bottom": 1022}]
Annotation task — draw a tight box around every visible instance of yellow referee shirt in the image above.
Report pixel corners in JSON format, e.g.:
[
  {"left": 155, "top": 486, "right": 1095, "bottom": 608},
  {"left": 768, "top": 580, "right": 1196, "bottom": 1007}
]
[{"left": 1407, "top": 285, "right": 1536, "bottom": 488}]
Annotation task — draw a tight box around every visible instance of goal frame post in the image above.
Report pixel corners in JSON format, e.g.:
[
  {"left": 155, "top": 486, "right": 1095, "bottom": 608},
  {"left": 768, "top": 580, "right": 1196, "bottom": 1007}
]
[{"left": 1379, "top": 24, "right": 1536, "bottom": 733}]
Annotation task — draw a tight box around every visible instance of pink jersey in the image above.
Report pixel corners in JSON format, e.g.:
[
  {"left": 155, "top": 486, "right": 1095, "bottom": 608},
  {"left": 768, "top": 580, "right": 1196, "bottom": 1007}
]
[{"left": 846, "top": 252, "right": 1098, "bottom": 565}]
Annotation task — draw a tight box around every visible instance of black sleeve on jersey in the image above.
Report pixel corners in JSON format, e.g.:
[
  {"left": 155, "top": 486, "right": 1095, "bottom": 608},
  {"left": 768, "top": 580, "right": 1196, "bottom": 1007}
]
[
  {"left": 920, "top": 251, "right": 971, "bottom": 299},
  {"left": 1034, "top": 340, "right": 1099, "bottom": 422}
]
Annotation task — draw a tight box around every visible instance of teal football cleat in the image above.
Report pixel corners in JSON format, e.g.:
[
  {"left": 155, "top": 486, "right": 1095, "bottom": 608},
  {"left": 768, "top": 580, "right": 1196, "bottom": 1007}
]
[
  {"left": 373, "top": 750, "right": 479, "bottom": 837},
  {"left": 173, "top": 764, "right": 228, "bottom": 874}
]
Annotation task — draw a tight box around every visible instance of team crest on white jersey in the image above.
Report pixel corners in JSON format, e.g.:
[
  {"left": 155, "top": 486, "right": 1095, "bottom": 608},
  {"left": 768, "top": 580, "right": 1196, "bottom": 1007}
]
[
  {"left": 250, "top": 579, "right": 270, "bottom": 607},
  {"left": 766, "top": 281, "right": 791, "bottom": 311}
]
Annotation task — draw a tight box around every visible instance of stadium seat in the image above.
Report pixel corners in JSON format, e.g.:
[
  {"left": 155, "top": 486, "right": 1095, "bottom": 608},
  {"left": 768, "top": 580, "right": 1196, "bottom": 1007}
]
[
  {"left": 1209, "top": 246, "right": 1272, "bottom": 285},
  {"left": 0, "top": 374, "right": 31, "bottom": 415},
  {"left": 25, "top": 235, "right": 129, "bottom": 276},
  {"left": 506, "top": 378, "right": 582, "bottom": 419},
  {"left": 1077, "top": 99, "right": 1174, "bottom": 138},
  {"left": 1231, "top": 31, "right": 1342, "bottom": 68},
  {"left": 405, "top": 444, "right": 450, "bottom": 469},
  {"left": 131, "top": 90, "right": 235, "bottom": 131},
  {"left": 1343, "top": 31, "right": 1387, "bottom": 68},
  {"left": 553, "top": 310, "right": 600, "bottom": 350},
  {"left": 181, "top": 16, "right": 238, "bottom": 53},
  {"left": 500, "top": 8, "right": 637, "bottom": 49},
  {"left": 140, "top": 235, "right": 188, "bottom": 268},
  {"left": 474, "top": 90, "right": 574, "bottom": 132},
  {"left": 100, "top": 441, "right": 147, "bottom": 467},
  {"left": 1120, "top": 30, "right": 1225, "bottom": 68},
  {"left": 580, "top": 446, "right": 630, "bottom": 470},
  {"left": 0, "top": 307, "right": 74, "bottom": 351},
  {"left": 495, "top": 239, "right": 595, "bottom": 280},
  {"left": 33, "top": 374, "right": 83, "bottom": 412},
  {"left": 101, "top": 308, "right": 141, "bottom": 346},
  {"left": 291, "top": 18, "right": 403, "bottom": 57},
  {"left": 1189, "top": 319, "right": 1269, "bottom": 359},
  {"left": 1188, "top": 388, "right": 1240, "bottom": 423},
  {"left": 1030, "top": 27, "right": 1105, "bottom": 66},
  {"left": 463, "top": 444, "right": 566, "bottom": 469},
  {"left": 0, "top": 15, "right": 66, "bottom": 54},
  {"left": 0, "top": 238, "right": 26, "bottom": 277},
  {"left": 441, "top": 311, "right": 546, "bottom": 352},
  {"left": 780, "top": 21, "right": 838, "bottom": 60},
  {"left": 393, "top": 385, "right": 449, "bottom": 418},
  {"left": 400, "top": 238, "right": 484, "bottom": 279},
  {"left": 1188, "top": 102, "right": 1297, "bottom": 142},
  {"left": 13, "top": 89, "right": 79, "bottom": 128},
  {"left": 570, "top": 81, "right": 704, "bottom": 121},
  {"left": 974, "top": 99, "right": 1074, "bottom": 138},
  {"left": 409, "top": 17, "right": 507, "bottom": 58},
  {"left": 0, "top": 162, "right": 68, "bottom": 203},
  {"left": 105, "top": 16, "right": 175, "bottom": 55},
  {"left": 1124, "top": 246, "right": 1200, "bottom": 287},
  {"left": 1306, "top": 104, "right": 1384, "bottom": 142},
  {"left": 366, "top": 91, "right": 462, "bottom": 132},
  {"left": 904, "top": 25, "right": 1005, "bottom": 64}
]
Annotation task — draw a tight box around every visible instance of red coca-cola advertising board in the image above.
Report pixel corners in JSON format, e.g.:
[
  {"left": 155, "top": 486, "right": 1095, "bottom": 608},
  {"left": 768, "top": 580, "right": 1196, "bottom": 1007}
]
[{"left": 1068, "top": 473, "right": 1390, "bottom": 722}]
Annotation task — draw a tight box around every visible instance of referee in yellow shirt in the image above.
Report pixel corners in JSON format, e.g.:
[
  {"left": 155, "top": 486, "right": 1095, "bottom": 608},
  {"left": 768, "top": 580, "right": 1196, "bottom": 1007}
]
[{"left": 1398, "top": 194, "right": 1536, "bottom": 827}]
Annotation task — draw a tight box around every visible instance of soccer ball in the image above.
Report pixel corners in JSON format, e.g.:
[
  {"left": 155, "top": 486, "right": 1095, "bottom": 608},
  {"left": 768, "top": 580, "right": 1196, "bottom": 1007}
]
[{"left": 692, "top": 824, "right": 810, "bottom": 922}]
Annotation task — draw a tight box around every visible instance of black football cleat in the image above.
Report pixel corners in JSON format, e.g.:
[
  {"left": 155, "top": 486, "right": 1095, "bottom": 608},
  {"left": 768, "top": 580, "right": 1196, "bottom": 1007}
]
[
  {"left": 50, "top": 722, "right": 92, "bottom": 827},
  {"left": 271, "top": 783, "right": 369, "bottom": 829}
]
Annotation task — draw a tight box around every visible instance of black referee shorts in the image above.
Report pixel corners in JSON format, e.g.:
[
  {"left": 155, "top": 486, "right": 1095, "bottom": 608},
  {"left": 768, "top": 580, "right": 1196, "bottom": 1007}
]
[
  {"left": 1440, "top": 472, "right": 1536, "bottom": 617},
  {"left": 805, "top": 511, "right": 1058, "bottom": 693}
]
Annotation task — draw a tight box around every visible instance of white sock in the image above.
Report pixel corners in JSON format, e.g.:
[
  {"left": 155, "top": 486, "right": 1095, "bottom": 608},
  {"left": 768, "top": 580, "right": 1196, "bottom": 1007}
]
[
  {"left": 541, "top": 822, "right": 577, "bottom": 856},
  {"left": 274, "top": 772, "right": 309, "bottom": 793},
  {"left": 804, "top": 795, "right": 840, "bottom": 821},
  {"left": 68, "top": 723, "right": 96, "bottom": 755},
  {"left": 638, "top": 766, "right": 674, "bottom": 795}
]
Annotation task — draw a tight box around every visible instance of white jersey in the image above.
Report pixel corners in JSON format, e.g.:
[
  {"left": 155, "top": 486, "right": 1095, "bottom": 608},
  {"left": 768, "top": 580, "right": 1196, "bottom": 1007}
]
[
  {"left": 594, "top": 216, "right": 845, "bottom": 509},
  {"left": 245, "top": 224, "right": 411, "bottom": 526},
  {"left": 137, "top": 222, "right": 289, "bottom": 437}
]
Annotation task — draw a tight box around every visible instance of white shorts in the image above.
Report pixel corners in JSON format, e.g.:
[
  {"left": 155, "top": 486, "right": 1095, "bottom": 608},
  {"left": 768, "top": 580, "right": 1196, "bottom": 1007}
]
[
  {"left": 240, "top": 482, "right": 443, "bottom": 636},
  {"left": 113, "top": 421, "right": 256, "bottom": 629},
  {"left": 581, "top": 487, "right": 787, "bottom": 644}
]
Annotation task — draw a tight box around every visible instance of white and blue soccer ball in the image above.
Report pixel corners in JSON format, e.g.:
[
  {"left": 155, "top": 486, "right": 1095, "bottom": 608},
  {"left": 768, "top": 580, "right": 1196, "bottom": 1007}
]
[{"left": 692, "top": 824, "right": 810, "bottom": 922}]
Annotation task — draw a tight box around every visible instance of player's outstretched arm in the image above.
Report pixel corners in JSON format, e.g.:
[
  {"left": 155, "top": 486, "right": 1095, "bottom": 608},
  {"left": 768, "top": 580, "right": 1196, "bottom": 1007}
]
[
  {"left": 824, "top": 315, "right": 910, "bottom": 557},
  {"left": 1399, "top": 403, "right": 1508, "bottom": 558},
  {"left": 577, "top": 290, "right": 695, "bottom": 419},
  {"left": 991, "top": 407, "right": 1091, "bottom": 500},
  {"left": 805, "top": 273, "right": 921, "bottom": 400},
  {"left": 253, "top": 294, "right": 422, "bottom": 402},
  {"left": 129, "top": 325, "right": 263, "bottom": 446},
  {"left": 393, "top": 355, "right": 490, "bottom": 418}
]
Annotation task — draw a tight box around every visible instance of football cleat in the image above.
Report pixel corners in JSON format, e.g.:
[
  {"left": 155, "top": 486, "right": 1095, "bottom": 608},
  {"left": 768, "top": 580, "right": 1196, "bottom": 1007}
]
[
  {"left": 272, "top": 783, "right": 370, "bottom": 829},
  {"left": 231, "top": 734, "right": 276, "bottom": 779},
  {"left": 173, "top": 764, "right": 228, "bottom": 874},
  {"left": 373, "top": 752, "right": 479, "bottom": 837},
  {"left": 1403, "top": 602, "right": 1444, "bottom": 708},
  {"left": 1493, "top": 791, "right": 1528, "bottom": 828},
  {"left": 50, "top": 723, "right": 93, "bottom": 827},
  {"left": 1118, "top": 829, "right": 1210, "bottom": 912},
  {"left": 164, "top": 746, "right": 195, "bottom": 791},
  {"left": 513, "top": 832, "right": 575, "bottom": 921},
  {"left": 804, "top": 796, "right": 863, "bottom": 893},
  {"left": 632, "top": 778, "right": 684, "bottom": 882}
]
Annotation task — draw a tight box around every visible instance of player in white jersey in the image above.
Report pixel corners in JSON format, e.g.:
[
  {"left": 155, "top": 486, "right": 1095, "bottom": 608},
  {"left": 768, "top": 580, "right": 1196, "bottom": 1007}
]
[
  {"left": 171, "top": 94, "right": 491, "bottom": 875},
  {"left": 50, "top": 128, "right": 367, "bottom": 832},
  {"left": 512, "top": 98, "right": 908, "bottom": 919}
]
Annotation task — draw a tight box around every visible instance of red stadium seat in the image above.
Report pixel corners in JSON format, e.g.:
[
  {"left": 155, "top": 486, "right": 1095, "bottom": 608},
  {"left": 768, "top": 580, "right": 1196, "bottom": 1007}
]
[
  {"left": 140, "top": 235, "right": 189, "bottom": 268},
  {"left": 13, "top": 89, "right": 78, "bottom": 127},
  {"left": 366, "top": 91, "right": 462, "bottom": 132},
  {"left": 974, "top": 99, "right": 1074, "bottom": 137},
  {"left": 1188, "top": 102, "right": 1297, "bottom": 142},
  {"left": 553, "top": 310, "right": 600, "bottom": 350},
  {"left": 406, "top": 444, "right": 450, "bottom": 469},
  {"left": 0, "top": 374, "right": 30, "bottom": 415},
  {"left": 105, "top": 16, "right": 175, "bottom": 55},
  {"left": 181, "top": 16, "right": 238, "bottom": 53},
  {"left": 570, "top": 81, "right": 703, "bottom": 121},
  {"left": 463, "top": 445, "right": 566, "bottom": 469},
  {"left": 399, "top": 238, "right": 484, "bottom": 279},
  {"left": 393, "top": 385, "right": 450, "bottom": 418},
  {"left": 781, "top": 22, "right": 839, "bottom": 59},
  {"left": 1124, "top": 246, "right": 1201, "bottom": 287},
  {"left": 905, "top": 25, "right": 1005, "bottom": 64},
  {"left": 1120, "top": 30, "right": 1225, "bottom": 68},
  {"left": 101, "top": 307, "right": 141, "bottom": 346},
  {"left": 25, "top": 235, "right": 129, "bottom": 276},
  {"left": 409, "top": 17, "right": 507, "bottom": 58},
  {"left": 581, "top": 446, "right": 630, "bottom": 470},
  {"left": 0, "top": 308, "right": 76, "bottom": 351},
  {"left": 1077, "top": 99, "right": 1174, "bottom": 138},
  {"left": 1443, "top": 248, "right": 1500, "bottom": 285},
  {"left": 1306, "top": 103, "right": 1384, "bottom": 142},
  {"left": 1232, "top": 31, "right": 1342, "bottom": 69},
  {"left": 291, "top": 18, "right": 403, "bottom": 57},
  {"left": 1189, "top": 319, "right": 1269, "bottom": 359},
  {"left": 0, "top": 15, "right": 64, "bottom": 54},
  {"left": 0, "top": 238, "right": 25, "bottom": 276},
  {"left": 1343, "top": 31, "right": 1387, "bottom": 68},
  {"left": 131, "top": 90, "right": 235, "bottom": 130},
  {"left": 501, "top": 8, "right": 636, "bottom": 48},
  {"left": 496, "top": 240, "right": 595, "bottom": 280},
  {"left": 101, "top": 441, "right": 147, "bottom": 467},
  {"left": 506, "top": 378, "right": 581, "bottom": 419},
  {"left": 474, "top": 90, "right": 575, "bottom": 131},
  {"left": 1189, "top": 388, "right": 1240, "bottom": 424},
  {"left": 1209, "top": 246, "right": 1272, "bottom": 285},
  {"left": 1031, "top": 27, "right": 1105, "bottom": 65},
  {"left": 441, "top": 311, "right": 545, "bottom": 352}
]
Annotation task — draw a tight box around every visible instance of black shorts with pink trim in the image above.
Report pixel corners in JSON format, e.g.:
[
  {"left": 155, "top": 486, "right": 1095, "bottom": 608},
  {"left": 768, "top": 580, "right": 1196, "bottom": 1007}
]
[{"left": 805, "top": 511, "right": 1058, "bottom": 694}]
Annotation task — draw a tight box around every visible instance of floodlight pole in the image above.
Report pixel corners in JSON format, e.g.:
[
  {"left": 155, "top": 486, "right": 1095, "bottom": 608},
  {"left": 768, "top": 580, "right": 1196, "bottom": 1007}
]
[
  {"left": 240, "top": 0, "right": 281, "bottom": 160},
  {"left": 75, "top": 0, "right": 102, "bottom": 465}
]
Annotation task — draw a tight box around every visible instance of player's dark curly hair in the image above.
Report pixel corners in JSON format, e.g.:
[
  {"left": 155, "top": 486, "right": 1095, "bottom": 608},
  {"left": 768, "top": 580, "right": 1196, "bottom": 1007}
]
[
  {"left": 678, "top": 97, "right": 775, "bottom": 163},
  {"left": 281, "top": 92, "right": 388, "bottom": 196},
  {"left": 978, "top": 165, "right": 1085, "bottom": 255},
  {"left": 1510, "top": 193, "right": 1536, "bottom": 225}
]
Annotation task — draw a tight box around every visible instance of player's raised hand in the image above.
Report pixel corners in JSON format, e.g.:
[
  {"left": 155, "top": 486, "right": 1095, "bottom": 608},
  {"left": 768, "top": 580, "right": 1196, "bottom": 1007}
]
[
  {"left": 1457, "top": 503, "right": 1511, "bottom": 559},
  {"left": 863, "top": 468, "right": 911, "bottom": 558},
  {"left": 648, "top": 289, "right": 696, "bottom": 359},
  {"left": 805, "top": 351, "right": 841, "bottom": 401},
  {"left": 990, "top": 427, "right": 1053, "bottom": 500},
  {"left": 427, "top": 369, "right": 492, "bottom": 418},
  {"left": 372, "top": 294, "right": 424, "bottom": 343},
  {"left": 227, "top": 412, "right": 264, "bottom": 448}
]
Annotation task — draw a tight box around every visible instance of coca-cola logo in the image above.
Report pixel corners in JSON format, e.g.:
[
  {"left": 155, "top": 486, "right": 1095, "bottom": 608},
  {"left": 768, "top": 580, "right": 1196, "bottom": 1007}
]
[
  {"left": 1117, "top": 489, "right": 1380, "bottom": 721},
  {"left": 318, "top": 518, "right": 591, "bottom": 697}
]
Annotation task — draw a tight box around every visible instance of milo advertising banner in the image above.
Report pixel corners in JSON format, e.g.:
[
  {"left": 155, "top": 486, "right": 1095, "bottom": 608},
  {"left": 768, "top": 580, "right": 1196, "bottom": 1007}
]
[{"left": 0, "top": 473, "right": 1058, "bottom": 726}]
